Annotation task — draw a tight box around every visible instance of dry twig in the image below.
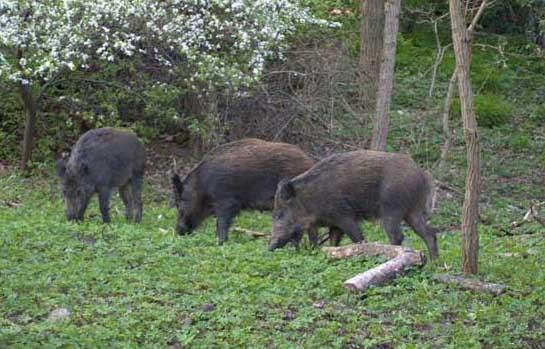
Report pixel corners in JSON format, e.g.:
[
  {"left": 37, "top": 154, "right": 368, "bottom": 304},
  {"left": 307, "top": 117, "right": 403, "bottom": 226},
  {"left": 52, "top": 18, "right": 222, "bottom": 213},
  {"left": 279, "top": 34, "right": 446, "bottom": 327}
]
[{"left": 231, "top": 227, "right": 269, "bottom": 237}]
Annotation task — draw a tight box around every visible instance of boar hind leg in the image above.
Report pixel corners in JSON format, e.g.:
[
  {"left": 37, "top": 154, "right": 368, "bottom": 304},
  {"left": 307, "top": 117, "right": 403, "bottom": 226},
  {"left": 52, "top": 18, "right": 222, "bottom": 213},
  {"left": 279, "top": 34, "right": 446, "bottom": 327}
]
[
  {"left": 336, "top": 218, "right": 364, "bottom": 243},
  {"left": 381, "top": 215, "right": 404, "bottom": 246},
  {"left": 215, "top": 201, "right": 241, "bottom": 245},
  {"left": 131, "top": 174, "right": 144, "bottom": 223},
  {"left": 405, "top": 212, "right": 439, "bottom": 259},
  {"left": 119, "top": 183, "right": 134, "bottom": 221},
  {"left": 98, "top": 188, "right": 112, "bottom": 223},
  {"left": 329, "top": 227, "right": 343, "bottom": 246}
]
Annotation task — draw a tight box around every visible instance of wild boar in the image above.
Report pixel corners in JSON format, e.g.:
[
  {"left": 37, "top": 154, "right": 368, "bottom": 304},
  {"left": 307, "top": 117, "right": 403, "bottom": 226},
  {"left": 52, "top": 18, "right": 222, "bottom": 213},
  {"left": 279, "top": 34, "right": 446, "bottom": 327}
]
[
  {"left": 269, "top": 150, "right": 439, "bottom": 259},
  {"left": 56, "top": 127, "right": 145, "bottom": 223},
  {"left": 171, "top": 138, "right": 318, "bottom": 245}
]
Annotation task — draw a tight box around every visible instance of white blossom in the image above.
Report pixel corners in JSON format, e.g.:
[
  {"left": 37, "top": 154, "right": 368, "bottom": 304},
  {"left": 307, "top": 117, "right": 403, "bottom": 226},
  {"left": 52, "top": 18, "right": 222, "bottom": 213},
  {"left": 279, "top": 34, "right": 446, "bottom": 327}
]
[{"left": 0, "top": 0, "right": 337, "bottom": 89}]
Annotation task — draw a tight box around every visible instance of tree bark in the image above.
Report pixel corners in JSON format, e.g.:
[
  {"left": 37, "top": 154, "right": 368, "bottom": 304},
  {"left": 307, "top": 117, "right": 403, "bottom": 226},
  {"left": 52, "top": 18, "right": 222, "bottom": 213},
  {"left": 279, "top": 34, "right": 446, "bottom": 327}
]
[
  {"left": 359, "top": 0, "right": 384, "bottom": 116},
  {"left": 438, "top": 0, "right": 488, "bottom": 171},
  {"left": 438, "top": 71, "right": 457, "bottom": 170},
  {"left": 323, "top": 243, "right": 426, "bottom": 292},
  {"left": 20, "top": 84, "right": 38, "bottom": 171},
  {"left": 16, "top": 45, "right": 38, "bottom": 172},
  {"left": 449, "top": 0, "right": 481, "bottom": 274},
  {"left": 370, "top": 0, "right": 401, "bottom": 151}
]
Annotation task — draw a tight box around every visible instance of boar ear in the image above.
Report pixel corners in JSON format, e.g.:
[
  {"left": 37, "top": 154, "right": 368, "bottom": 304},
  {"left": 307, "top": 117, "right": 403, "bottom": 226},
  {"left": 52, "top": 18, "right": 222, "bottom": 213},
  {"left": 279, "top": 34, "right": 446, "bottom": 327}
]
[
  {"left": 171, "top": 174, "right": 183, "bottom": 201},
  {"left": 278, "top": 180, "right": 296, "bottom": 202},
  {"left": 56, "top": 158, "right": 67, "bottom": 178}
]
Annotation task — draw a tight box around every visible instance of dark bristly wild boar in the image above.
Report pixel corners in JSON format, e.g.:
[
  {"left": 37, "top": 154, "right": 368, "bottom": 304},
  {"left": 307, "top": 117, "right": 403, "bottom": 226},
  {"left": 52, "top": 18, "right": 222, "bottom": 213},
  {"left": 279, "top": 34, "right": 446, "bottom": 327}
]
[
  {"left": 171, "top": 138, "right": 316, "bottom": 245},
  {"left": 56, "top": 127, "right": 145, "bottom": 223},
  {"left": 269, "top": 150, "right": 439, "bottom": 259}
]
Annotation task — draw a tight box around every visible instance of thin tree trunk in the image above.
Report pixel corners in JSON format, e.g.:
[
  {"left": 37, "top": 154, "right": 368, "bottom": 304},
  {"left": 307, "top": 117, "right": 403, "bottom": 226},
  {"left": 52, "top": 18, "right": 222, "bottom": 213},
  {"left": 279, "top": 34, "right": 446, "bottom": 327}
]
[
  {"left": 20, "top": 83, "right": 38, "bottom": 171},
  {"left": 438, "top": 72, "right": 457, "bottom": 170},
  {"left": 449, "top": 0, "right": 481, "bottom": 274},
  {"left": 370, "top": 0, "right": 401, "bottom": 151},
  {"left": 16, "top": 45, "right": 38, "bottom": 172},
  {"left": 359, "top": 0, "right": 384, "bottom": 117},
  {"left": 438, "top": 0, "right": 488, "bottom": 171}
]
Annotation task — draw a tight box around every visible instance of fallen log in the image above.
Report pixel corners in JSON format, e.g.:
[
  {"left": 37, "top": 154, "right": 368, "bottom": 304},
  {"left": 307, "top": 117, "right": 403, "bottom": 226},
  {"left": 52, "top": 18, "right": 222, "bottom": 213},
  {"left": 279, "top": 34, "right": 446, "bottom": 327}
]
[
  {"left": 323, "top": 243, "right": 426, "bottom": 292},
  {"left": 510, "top": 202, "right": 545, "bottom": 229},
  {"left": 231, "top": 227, "right": 268, "bottom": 237},
  {"left": 433, "top": 274, "right": 507, "bottom": 296}
]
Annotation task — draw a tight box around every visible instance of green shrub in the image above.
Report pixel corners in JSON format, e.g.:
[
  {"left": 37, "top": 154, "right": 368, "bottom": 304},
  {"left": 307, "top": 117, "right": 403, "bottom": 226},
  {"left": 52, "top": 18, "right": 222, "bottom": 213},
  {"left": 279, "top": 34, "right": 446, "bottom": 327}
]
[
  {"left": 510, "top": 133, "right": 531, "bottom": 152},
  {"left": 451, "top": 93, "right": 514, "bottom": 128},
  {"left": 475, "top": 93, "right": 514, "bottom": 127}
]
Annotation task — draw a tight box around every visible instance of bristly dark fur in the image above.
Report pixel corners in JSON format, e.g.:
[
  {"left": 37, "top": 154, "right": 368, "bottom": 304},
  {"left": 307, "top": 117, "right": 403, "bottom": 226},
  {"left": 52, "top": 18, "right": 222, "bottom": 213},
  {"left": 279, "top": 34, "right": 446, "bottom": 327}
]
[
  {"left": 270, "top": 150, "right": 439, "bottom": 259},
  {"left": 57, "top": 128, "right": 145, "bottom": 223},
  {"left": 170, "top": 138, "right": 315, "bottom": 245}
]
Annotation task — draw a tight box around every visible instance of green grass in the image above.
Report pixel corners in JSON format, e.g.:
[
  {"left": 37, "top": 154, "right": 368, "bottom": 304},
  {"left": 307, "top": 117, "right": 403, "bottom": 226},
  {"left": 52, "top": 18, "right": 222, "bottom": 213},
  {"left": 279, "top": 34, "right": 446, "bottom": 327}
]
[{"left": 1, "top": 172, "right": 545, "bottom": 348}]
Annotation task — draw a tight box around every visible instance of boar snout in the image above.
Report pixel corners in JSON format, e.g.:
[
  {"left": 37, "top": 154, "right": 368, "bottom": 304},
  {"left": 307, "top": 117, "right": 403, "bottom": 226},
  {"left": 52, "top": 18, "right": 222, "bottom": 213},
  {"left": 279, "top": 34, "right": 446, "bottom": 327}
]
[
  {"left": 176, "top": 222, "right": 193, "bottom": 235},
  {"left": 269, "top": 225, "right": 302, "bottom": 251}
]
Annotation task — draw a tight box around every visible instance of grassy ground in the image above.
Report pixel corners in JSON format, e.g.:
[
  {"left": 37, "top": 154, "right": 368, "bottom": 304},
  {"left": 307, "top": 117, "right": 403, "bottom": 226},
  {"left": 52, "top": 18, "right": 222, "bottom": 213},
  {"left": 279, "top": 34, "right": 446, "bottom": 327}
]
[{"left": 1, "top": 171, "right": 544, "bottom": 349}]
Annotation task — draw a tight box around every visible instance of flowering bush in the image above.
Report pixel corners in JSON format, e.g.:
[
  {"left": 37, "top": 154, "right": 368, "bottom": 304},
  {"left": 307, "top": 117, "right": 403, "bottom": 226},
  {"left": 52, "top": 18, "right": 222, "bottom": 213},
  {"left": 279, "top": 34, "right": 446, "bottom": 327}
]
[{"left": 0, "top": 0, "right": 334, "bottom": 89}]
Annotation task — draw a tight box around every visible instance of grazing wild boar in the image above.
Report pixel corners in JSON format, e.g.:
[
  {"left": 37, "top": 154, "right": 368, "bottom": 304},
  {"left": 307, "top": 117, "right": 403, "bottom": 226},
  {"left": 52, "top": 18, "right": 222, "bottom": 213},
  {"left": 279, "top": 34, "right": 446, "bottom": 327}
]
[
  {"left": 56, "top": 128, "right": 145, "bottom": 223},
  {"left": 171, "top": 138, "right": 318, "bottom": 245},
  {"left": 269, "top": 150, "right": 439, "bottom": 259}
]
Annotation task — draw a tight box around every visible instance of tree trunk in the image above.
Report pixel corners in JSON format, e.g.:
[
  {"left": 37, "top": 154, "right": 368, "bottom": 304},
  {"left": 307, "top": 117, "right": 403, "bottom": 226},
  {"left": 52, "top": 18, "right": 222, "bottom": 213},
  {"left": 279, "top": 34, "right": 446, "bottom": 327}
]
[
  {"left": 438, "top": 71, "right": 457, "bottom": 170},
  {"left": 370, "top": 0, "right": 401, "bottom": 151},
  {"left": 439, "top": 1, "right": 488, "bottom": 171},
  {"left": 19, "top": 82, "right": 38, "bottom": 172},
  {"left": 359, "top": 0, "right": 384, "bottom": 116},
  {"left": 449, "top": 0, "right": 481, "bottom": 274}
]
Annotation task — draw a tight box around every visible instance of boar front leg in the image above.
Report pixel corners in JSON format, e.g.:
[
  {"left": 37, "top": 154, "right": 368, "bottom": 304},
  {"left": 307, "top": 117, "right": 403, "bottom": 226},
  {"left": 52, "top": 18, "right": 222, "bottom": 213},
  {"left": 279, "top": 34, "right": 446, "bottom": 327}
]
[
  {"left": 215, "top": 200, "right": 241, "bottom": 245},
  {"left": 98, "top": 187, "right": 112, "bottom": 223},
  {"left": 307, "top": 226, "right": 320, "bottom": 247}
]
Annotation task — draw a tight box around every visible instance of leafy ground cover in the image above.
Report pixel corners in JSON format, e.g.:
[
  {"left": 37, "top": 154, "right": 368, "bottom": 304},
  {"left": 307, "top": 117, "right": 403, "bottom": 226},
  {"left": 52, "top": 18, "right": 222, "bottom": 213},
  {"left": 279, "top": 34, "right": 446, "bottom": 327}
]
[{"left": 1, "top": 171, "right": 544, "bottom": 349}]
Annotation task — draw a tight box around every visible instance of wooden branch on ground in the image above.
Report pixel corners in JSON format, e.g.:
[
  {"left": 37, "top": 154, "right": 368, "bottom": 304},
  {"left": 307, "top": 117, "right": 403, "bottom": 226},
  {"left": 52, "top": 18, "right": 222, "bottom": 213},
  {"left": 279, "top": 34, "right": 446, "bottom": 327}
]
[
  {"left": 510, "top": 202, "right": 545, "bottom": 228},
  {"left": 231, "top": 227, "right": 268, "bottom": 237},
  {"left": 318, "top": 233, "right": 330, "bottom": 246},
  {"left": 433, "top": 274, "right": 506, "bottom": 295},
  {"left": 435, "top": 180, "right": 463, "bottom": 196},
  {"left": 323, "top": 243, "right": 426, "bottom": 292}
]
